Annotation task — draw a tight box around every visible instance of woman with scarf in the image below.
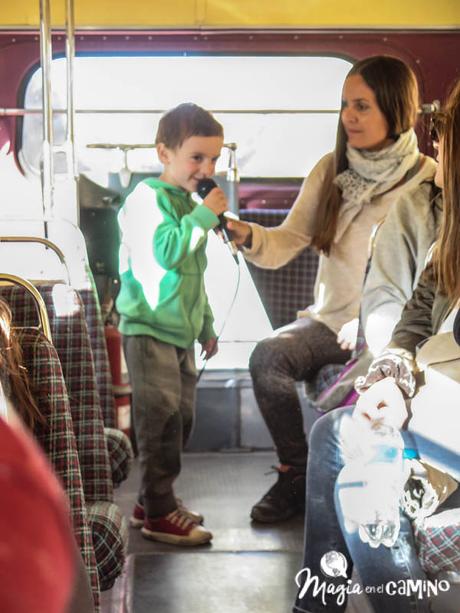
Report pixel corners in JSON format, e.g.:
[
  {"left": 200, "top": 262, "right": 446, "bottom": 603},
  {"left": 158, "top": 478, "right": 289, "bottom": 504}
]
[
  {"left": 226, "top": 55, "right": 437, "bottom": 523},
  {"left": 292, "top": 78, "right": 460, "bottom": 613}
]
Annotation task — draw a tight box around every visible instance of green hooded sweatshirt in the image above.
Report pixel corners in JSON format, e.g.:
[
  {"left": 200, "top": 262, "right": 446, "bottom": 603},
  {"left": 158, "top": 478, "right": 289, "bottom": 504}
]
[{"left": 116, "top": 178, "right": 219, "bottom": 348}]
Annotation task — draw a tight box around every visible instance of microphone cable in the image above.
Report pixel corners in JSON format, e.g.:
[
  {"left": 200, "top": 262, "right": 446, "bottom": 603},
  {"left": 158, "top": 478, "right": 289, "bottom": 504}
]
[{"left": 196, "top": 253, "right": 241, "bottom": 383}]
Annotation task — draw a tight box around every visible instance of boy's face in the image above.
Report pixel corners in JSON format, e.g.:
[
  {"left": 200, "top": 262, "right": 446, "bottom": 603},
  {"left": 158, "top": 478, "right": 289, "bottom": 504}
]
[{"left": 158, "top": 135, "right": 224, "bottom": 193}]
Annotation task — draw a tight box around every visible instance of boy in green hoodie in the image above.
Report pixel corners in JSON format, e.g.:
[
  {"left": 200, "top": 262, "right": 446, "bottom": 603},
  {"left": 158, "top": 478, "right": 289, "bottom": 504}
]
[{"left": 117, "top": 103, "right": 227, "bottom": 545}]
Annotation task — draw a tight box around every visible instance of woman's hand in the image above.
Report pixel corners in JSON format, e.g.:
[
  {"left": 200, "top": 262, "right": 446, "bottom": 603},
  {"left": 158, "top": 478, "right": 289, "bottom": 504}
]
[
  {"left": 353, "top": 377, "right": 408, "bottom": 430},
  {"left": 337, "top": 318, "right": 359, "bottom": 351},
  {"left": 225, "top": 219, "right": 253, "bottom": 247},
  {"left": 200, "top": 337, "right": 218, "bottom": 361}
]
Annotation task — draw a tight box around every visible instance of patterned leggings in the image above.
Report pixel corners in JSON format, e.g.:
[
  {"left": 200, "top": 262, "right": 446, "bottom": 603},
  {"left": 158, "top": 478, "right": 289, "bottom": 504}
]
[{"left": 249, "top": 317, "right": 350, "bottom": 468}]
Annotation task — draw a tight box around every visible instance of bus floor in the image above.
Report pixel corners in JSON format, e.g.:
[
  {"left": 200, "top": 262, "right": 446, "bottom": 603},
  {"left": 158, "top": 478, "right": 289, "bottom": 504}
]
[{"left": 101, "top": 451, "right": 456, "bottom": 613}]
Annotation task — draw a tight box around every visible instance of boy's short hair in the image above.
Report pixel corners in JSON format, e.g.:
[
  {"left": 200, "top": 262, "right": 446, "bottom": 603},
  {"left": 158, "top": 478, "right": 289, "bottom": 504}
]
[{"left": 155, "top": 102, "right": 224, "bottom": 150}]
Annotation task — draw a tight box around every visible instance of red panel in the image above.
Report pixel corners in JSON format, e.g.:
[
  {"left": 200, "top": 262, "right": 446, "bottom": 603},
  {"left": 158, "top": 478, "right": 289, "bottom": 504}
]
[
  {"left": 0, "top": 29, "right": 458, "bottom": 161},
  {"left": 239, "top": 181, "right": 302, "bottom": 209}
]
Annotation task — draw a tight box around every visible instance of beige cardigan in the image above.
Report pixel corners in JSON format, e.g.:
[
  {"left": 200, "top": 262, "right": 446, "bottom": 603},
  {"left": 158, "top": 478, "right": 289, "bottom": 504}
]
[{"left": 243, "top": 152, "right": 437, "bottom": 334}]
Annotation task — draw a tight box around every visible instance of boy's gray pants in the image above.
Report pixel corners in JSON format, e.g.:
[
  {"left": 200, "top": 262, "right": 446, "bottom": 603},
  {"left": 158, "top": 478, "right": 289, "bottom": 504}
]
[{"left": 123, "top": 335, "right": 196, "bottom": 518}]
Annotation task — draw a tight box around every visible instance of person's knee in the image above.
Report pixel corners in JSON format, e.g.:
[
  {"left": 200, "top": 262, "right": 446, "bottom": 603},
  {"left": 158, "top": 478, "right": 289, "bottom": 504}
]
[
  {"left": 249, "top": 336, "right": 287, "bottom": 379},
  {"left": 310, "top": 407, "right": 349, "bottom": 448}
]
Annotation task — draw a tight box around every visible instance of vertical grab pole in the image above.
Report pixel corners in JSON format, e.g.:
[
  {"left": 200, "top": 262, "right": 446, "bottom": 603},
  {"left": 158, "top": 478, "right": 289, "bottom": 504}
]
[
  {"left": 225, "top": 142, "right": 240, "bottom": 215},
  {"left": 65, "top": 0, "right": 80, "bottom": 224},
  {"left": 39, "top": 0, "right": 54, "bottom": 220}
]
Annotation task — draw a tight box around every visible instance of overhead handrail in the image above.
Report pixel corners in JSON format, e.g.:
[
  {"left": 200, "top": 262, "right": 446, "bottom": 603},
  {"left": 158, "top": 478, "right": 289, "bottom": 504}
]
[
  {"left": 0, "top": 273, "right": 52, "bottom": 343},
  {"left": 0, "top": 236, "right": 71, "bottom": 284},
  {"left": 3, "top": 107, "right": 342, "bottom": 115},
  {"left": 86, "top": 142, "right": 239, "bottom": 200},
  {"left": 0, "top": 102, "right": 441, "bottom": 116}
]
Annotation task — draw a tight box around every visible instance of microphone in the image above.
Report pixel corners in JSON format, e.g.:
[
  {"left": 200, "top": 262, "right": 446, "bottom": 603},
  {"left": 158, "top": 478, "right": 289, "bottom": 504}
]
[{"left": 196, "top": 178, "right": 239, "bottom": 264}]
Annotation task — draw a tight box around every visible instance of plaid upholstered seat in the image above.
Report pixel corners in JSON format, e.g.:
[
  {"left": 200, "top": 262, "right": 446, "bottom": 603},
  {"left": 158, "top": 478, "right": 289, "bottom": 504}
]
[
  {"left": 239, "top": 209, "right": 319, "bottom": 329},
  {"left": 75, "top": 269, "right": 134, "bottom": 488},
  {"left": 415, "top": 512, "right": 460, "bottom": 576},
  {"left": 79, "top": 279, "right": 117, "bottom": 428},
  {"left": 0, "top": 284, "right": 127, "bottom": 591},
  {"left": 36, "top": 284, "right": 114, "bottom": 502},
  {"left": 306, "top": 363, "right": 346, "bottom": 403},
  {"left": 87, "top": 500, "right": 129, "bottom": 591},
  {"left": 69, "top": 281, "right": 133, "bottom": 488},
  {"left": 414, "top": 487, "right": 460, "bottom": 577},
  {"left": 17, "top": 328, "right": 100, "bottom": 610},
  {"left": 105, "top": 426, "right": 134, "bottom": 487}
]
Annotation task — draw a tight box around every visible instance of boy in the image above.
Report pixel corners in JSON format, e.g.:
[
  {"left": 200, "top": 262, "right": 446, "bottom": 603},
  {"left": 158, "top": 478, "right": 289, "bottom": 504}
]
[{"left": 117, "top": 103, "right": 227, "bottom": 545}]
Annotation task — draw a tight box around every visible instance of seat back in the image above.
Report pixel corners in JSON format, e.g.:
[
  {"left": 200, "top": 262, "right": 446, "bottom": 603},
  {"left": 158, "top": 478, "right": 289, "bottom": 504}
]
[
  {"left": 239, "top": 209, "right": 318, "bottom": 329},
  {"left": 414, "top": 489, "right": 460, "bottom": 577},
  {"left": 0, "top": 230, "right": 117, "bottom": 428},
  {"left": 0, "top": 219, "right": 90, "bottom": 290},
  {"left": 0, "top": 283, "right": 113, "bottom": 503},
  {"left": 79, "top": 283, "right": 117, "bottom": 427},
  {"left": 17, "top": 327, "right": 100, "bottom": 610}
]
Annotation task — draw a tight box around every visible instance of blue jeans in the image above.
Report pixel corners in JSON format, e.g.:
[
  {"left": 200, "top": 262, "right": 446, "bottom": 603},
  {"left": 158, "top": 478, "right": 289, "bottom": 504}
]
[{"left": 293, "top": 406, "right": 459, "bottom": 613}]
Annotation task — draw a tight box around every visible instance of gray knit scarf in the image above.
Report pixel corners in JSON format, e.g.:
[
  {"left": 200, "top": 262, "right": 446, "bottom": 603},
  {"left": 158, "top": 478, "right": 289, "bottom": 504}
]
[{"left": 333, "top": 128, "right": 419, "bottom": 243}]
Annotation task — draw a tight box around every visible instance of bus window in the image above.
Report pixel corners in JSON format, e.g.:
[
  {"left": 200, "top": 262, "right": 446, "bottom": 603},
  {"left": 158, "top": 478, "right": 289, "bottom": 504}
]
[{"left": 20, "top": 55, "right": 351, "bottom": 181}]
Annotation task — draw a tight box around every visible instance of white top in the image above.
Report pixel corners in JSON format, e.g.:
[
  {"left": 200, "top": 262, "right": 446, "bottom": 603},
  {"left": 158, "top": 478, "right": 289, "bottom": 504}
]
[{"left": 243, "top": 152, "right": 437, "bottom": 334}]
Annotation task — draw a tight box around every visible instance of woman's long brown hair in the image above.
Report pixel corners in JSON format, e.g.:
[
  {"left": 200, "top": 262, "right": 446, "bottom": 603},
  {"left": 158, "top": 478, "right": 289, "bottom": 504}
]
[
  {"left": 433, "top": 79, "right": 460, "bottom": 303},
  {"left": 0, "top": 298, "right": 43, "bottom": 429},
  {"left": 310, "top": 55, "right": 419, "bottom": 254}
]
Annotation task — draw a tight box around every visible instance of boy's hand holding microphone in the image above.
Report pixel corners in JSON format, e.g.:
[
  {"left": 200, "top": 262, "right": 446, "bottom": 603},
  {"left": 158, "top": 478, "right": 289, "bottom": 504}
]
[
  {"left": 197, "top": 179, "right": 253, "bottom": 256},
  {"left": 197, "top": 179, "right": 240, "bottom": 264},
  {"left": 198, "top": 179, "right": 228, "bottom": 218}
]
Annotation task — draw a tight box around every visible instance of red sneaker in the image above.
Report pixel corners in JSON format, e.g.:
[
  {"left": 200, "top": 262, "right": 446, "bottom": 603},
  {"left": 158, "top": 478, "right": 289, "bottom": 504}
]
[
  {"left": 141, "top": 509, "right": 212, "bottom": 546},
  {"left": 129, "top": 503, "right": 145, "bottom": 529},
  {"left": 176, "top": 497, "right": 204, "bottom": 524},
  {"left": 130, "top": 499, "right": 204, "bottom": 528}
]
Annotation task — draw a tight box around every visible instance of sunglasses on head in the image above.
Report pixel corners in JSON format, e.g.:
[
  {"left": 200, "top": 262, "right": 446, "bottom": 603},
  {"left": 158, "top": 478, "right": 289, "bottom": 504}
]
[{"left": 430, "top": 111, "right": 447, "bottom": 143}]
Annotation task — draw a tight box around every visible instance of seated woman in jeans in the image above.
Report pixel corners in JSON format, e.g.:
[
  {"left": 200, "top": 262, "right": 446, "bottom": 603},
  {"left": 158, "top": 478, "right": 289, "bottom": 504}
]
[{"left": 293, "top": 80, "right": 460, "bottom": 613}]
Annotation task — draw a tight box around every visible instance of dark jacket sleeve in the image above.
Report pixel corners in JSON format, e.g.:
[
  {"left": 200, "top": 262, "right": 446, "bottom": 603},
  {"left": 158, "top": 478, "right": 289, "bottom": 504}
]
[{"left": 388, "top": 263, "right": 436, "bottom": 357}]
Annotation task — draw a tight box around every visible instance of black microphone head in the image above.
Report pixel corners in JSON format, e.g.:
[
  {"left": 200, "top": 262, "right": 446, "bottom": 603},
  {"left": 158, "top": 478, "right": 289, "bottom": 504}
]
[{"left": 197, "top": 178, "right": 217, "bottom": 200}]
